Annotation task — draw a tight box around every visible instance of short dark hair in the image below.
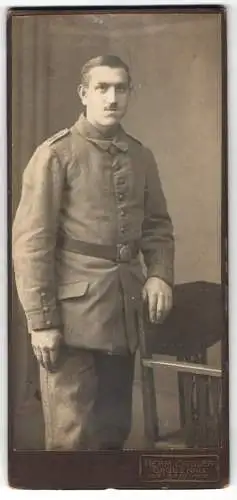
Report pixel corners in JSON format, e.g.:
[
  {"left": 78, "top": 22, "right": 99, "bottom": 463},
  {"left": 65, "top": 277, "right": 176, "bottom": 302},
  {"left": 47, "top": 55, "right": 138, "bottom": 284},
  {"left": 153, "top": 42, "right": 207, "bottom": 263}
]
[{"left": 80, "top": 55, "right": 132, "bottom": 88}]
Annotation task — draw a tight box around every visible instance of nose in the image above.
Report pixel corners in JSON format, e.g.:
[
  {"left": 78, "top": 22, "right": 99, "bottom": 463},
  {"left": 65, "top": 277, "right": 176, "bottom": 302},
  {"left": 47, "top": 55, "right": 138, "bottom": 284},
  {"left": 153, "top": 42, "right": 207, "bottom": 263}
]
[{"left": 106, "top": 86, "right": 116, "bottom": 104}]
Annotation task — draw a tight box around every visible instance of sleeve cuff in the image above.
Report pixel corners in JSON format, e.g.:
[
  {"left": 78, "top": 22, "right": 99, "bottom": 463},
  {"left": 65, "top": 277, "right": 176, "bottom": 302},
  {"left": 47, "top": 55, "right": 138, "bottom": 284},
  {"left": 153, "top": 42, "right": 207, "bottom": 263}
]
[
  {"left": 26, "top": 306, "right": 61, "bottom": 332},
  {"left": 147, "top": 264, "right": 174, "bottom": 288}
]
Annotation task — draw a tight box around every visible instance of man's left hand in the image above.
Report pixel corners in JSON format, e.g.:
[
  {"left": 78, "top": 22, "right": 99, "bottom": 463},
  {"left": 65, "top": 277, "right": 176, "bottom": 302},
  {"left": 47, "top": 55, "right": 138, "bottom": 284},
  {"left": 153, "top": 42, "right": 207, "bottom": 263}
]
[{"left": 142, "top": 277, "right": 173, "bottom": 324}]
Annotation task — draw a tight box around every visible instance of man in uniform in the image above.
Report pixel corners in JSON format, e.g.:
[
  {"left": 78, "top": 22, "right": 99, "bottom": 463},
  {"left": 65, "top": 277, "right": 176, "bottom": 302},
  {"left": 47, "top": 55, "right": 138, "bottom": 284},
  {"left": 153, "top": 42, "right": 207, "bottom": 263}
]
[{"left": 12, "top": 55, "right": 174, "bottom": 450}]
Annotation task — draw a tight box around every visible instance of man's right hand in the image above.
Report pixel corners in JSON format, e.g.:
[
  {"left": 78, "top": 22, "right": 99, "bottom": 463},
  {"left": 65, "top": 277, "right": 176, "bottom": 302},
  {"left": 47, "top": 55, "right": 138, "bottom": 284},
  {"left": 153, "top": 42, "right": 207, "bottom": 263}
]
[{"left": 30, "top": 328, "right": 63, "bottom": 372}]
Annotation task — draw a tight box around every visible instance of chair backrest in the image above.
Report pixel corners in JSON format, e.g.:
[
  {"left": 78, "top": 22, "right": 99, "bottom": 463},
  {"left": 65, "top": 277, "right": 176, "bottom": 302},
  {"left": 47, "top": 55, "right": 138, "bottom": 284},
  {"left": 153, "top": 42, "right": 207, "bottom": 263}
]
[{"left": 144, "top": 281, "right": 225, "bottom": 357}]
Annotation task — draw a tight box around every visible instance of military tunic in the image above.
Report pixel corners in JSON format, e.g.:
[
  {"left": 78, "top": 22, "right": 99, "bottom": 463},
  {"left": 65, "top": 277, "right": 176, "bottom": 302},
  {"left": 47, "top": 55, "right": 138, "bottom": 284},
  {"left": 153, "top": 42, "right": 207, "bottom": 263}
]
[{"left": 13, "top": 113, "right": 174, "bottom": 355}]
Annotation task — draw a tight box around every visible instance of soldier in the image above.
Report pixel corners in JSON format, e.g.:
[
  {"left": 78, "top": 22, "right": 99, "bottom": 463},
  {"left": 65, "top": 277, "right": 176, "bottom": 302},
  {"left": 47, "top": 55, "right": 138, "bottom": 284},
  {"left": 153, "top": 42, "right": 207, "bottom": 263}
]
[{"left": 12, "top": 55, "right": 174, "bottom": 450}]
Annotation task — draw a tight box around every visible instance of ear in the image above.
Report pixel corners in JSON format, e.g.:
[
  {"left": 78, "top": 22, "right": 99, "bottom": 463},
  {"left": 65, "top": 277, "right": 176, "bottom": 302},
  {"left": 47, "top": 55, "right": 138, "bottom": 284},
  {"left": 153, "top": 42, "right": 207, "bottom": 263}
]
[{"left": 77, "top": 84, "right": 88, "bottom": 105}]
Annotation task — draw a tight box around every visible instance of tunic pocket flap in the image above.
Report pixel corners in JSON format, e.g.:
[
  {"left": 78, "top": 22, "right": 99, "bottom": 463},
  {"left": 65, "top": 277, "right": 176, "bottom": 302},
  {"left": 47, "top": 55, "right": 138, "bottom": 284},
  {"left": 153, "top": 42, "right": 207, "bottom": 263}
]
[{"left": 57, "top": 281, "right": 89, "bottom": 300}]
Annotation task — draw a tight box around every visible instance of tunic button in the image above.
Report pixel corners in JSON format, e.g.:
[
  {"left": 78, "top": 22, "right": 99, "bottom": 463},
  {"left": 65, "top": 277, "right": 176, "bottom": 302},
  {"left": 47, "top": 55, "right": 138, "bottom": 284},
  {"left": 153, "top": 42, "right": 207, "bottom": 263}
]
[
  {"left": 121, "top": 227, "right": 125, "bottom": 233},
  {"left": 46, "top": 320, "right": 52, "bottom": 326},
  {"left": 41, "top": 292, "right": 46, "bottom": 297},
  {"left": 121, "top": 209, "right": 125, "bottom": 216},
  {"left": 119, "top": 194, "right": 123, "bottom": 200},
  {"left": 113, "top": 160, "right": 120, "bottom": 171},
  {"left": 43, "top": 306, "right": 49, "bottom": 313}
]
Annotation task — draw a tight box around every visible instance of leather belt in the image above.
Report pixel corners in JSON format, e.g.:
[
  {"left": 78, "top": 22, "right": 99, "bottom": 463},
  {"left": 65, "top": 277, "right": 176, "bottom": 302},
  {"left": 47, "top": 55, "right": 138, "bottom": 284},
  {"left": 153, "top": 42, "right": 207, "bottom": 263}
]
[{"left": 58, "top": 234, "right": 140, "bottom": 263}]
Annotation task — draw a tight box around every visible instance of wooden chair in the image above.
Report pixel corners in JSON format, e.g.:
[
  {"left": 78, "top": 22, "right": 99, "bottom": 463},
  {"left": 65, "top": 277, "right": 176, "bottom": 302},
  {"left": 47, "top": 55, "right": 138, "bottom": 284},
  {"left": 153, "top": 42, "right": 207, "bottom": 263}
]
[{"left": 138, "top": 281, "right": 225, "bottom": 448}]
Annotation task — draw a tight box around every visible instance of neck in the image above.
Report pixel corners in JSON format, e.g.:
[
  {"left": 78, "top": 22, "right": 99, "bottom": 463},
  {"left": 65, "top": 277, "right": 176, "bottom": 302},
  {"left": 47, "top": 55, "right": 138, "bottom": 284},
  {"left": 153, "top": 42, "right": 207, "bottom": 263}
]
[{"left": 85, "top": 114, "right": 119, "bottom": 139}]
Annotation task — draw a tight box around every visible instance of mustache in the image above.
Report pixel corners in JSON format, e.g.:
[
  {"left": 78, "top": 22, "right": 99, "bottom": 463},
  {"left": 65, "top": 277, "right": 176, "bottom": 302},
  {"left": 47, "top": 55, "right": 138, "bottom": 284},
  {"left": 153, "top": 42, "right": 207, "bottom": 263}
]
[{"left": 104, "top": 106, "right": 118, "bottom": 111}]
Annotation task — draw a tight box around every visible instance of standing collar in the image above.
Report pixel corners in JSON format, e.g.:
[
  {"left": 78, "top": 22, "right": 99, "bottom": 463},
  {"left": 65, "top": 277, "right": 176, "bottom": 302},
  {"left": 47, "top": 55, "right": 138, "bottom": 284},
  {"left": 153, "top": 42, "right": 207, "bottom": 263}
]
[{"left": 73, "top": 113, "right": 128, "bottom": 152}]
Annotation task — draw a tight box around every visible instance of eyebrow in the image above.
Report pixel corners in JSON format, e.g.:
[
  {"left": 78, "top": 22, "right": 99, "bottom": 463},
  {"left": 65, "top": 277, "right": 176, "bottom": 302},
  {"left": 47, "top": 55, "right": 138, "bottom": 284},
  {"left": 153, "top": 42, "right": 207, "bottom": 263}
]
[{"left": 94, "top": 81, "right": 129, "bottom": 87}]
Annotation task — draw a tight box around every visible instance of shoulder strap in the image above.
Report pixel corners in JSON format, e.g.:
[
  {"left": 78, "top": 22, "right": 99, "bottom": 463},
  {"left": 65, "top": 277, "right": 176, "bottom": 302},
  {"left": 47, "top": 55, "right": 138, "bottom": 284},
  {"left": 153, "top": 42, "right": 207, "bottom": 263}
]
[{"left": 46, "top": 128, "right": 71, "bottom": 146}]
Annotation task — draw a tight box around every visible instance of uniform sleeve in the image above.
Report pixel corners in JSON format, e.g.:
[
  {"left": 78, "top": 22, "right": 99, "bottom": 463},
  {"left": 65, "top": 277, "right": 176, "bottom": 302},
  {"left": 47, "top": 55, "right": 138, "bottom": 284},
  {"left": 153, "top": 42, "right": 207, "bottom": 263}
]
[
  {"left": 12, "top": 144, "right": 65, "bottom": 332},
  {"left": 141, "top": 148, "right": 175, "bottom": 286}
]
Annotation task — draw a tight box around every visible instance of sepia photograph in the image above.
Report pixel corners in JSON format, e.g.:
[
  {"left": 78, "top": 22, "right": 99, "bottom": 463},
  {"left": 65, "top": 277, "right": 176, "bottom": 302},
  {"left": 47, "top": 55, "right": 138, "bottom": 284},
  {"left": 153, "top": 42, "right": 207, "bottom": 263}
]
[{"left": 8, "top": 6, "right": 228, "bottom": 488}]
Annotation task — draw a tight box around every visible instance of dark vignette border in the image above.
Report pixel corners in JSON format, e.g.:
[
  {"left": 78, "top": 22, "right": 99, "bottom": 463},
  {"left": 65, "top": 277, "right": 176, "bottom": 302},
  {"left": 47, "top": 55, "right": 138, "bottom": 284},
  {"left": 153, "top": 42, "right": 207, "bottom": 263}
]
[{"left": 7, "top": 4, "right": 229, "bottom": 490}]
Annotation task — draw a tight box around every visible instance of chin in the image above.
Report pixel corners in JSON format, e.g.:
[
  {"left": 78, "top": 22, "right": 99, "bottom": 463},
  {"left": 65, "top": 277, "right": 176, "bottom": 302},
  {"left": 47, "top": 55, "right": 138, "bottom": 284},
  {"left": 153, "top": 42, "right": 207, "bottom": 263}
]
[{"left": 102, "top": 117, "right": 120, "bottom": 127}]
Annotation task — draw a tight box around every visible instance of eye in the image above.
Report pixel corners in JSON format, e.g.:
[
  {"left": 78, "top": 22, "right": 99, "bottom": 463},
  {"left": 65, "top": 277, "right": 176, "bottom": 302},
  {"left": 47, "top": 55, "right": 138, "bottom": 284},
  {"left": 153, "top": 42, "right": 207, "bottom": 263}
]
[
  {"left": 96, "top": 84, "right": 108, "bottom": 93},
  {"left": 116, "top": 85, "right": 128, "bottom": 93}
]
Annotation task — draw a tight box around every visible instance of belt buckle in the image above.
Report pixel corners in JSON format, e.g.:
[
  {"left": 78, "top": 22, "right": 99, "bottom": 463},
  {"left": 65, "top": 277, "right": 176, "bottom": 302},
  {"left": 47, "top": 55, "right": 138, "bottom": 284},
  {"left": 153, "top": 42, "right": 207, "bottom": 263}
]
[{"left": 116, "top": 244, "right": 131, "bottom": 263}]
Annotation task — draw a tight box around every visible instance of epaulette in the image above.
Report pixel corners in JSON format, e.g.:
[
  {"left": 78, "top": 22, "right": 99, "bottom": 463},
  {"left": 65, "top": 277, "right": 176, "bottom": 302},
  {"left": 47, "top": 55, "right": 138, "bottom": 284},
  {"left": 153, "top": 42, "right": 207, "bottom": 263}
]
[
  {"left": 46, "top": 128, "right": 71, "bottom": 145},
  {"left": 126, "top": 133, "right": 142, "bottom": 146}
]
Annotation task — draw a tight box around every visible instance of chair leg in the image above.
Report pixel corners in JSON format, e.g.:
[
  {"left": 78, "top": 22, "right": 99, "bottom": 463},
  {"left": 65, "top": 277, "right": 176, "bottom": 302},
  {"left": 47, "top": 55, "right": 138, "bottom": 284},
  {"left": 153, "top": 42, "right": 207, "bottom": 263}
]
[
  {"left": 182, "top": 372, "right": 195, "bottom": 447},
  {"left": 177, "top": 354, "right": 187, "bottom": 429},
  {"left": 193, "top": 351, "right": 210, "bottom": 446},
  {"left": 194, "top": 374, "right": 209, "bottom": 446},
  {"left": 177, "top": 354, "right": 195, "bottom": 442},
  {"left": 209, "top": 376, "right": 222, "bottom": 446},
  {"left": 140, "top": 358, "right": 159, "bottom": 448}
]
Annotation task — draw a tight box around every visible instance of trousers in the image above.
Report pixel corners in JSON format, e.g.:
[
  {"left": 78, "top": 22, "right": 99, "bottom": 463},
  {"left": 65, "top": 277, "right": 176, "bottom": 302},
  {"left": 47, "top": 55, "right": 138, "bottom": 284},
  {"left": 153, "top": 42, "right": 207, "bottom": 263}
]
[{"left": 39, "top": 345, "right": 135, "bottom": 450}]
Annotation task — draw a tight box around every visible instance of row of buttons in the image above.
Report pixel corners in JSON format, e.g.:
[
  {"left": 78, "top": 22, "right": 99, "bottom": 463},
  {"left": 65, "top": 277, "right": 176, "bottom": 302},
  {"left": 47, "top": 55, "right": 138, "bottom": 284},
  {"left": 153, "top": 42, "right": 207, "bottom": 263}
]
[
  {"left": 40, "top": 291, "right": 52, "bottom": 326},
  {"left": 117, "top": 192, "right": 127, "bottom": 234},
  {"left": 116, "top": 182, "right": 128, "bottom": 235},
  {"left": 111, "top": 153, "right": 130, "bottom": 237}
]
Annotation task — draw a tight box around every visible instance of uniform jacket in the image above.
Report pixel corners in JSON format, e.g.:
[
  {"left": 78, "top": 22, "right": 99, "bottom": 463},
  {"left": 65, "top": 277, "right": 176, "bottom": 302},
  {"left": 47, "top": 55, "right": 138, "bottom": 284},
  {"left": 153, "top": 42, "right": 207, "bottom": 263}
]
[{"left": 12, "top": 114, "right": 174, "bottom": 354}]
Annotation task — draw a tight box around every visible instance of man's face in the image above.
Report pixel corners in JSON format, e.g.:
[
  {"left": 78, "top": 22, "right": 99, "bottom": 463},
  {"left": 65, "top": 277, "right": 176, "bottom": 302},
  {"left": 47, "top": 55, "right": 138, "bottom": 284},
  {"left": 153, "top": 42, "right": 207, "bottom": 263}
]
[{"left": 79, "top": 66, "right": 130, "bottom": 129}]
